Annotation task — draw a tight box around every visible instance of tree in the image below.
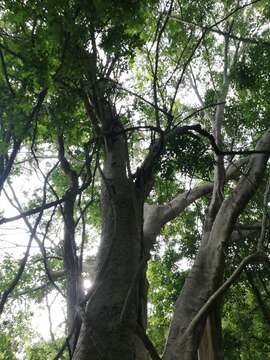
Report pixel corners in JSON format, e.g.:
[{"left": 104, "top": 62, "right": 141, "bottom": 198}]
[{"left": 0, "top": 0, "right": 270, "bottom": 359}]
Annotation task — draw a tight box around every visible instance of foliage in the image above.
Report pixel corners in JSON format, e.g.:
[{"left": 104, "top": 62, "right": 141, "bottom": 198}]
[
  {"left": 25, "top": 338, "right": 69, "bottom": 360},
  {"left": 0, "top": 334, "right": 16, "bottom": 360},
  {"left": 0, "top": 308, "right": 33, "bottom": 359},
  {"left": 223, "top": 280, "right": 270, "bottom": 360},
  {"left": 0, "top": 0, "right": 269, "bottom": 358},
  {"left": 148, "top": 241, "right": 188, "bottom": 354}
]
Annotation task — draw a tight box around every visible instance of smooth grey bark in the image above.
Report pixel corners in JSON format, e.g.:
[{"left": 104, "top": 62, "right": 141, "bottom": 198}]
[
  {"left": 73, "top": 185, "right": 142, "bottom": 359},
  {"left": 163, "top": 129, "right": 270, "bottom": 360},
  {"left": 196, "top": 51, "right": 228, "bottom": 358},
  {"left": 163, "top": 235, "right": 225, "bottom": 360},
  {"left": 141, "top": 158, "right": 247, "bottom": 360},
  {"left": 143, "top": 156, "right": 247, "bottom": 249},
  {"left": 198, "top": 222, "right": 259, "bottom": 360},
  {"left": 73, "top": 112, "right": 146, "bottom": 359}
]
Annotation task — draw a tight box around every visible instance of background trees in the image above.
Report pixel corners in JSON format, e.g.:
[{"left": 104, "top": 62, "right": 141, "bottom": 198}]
[{"left": 0, "top": 0, "right": 270, "bottom": 359}]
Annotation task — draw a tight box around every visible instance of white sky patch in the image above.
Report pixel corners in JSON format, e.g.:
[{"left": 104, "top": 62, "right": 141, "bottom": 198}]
[
  {"left": 0, "top": 148, "right": 59, "bottom": 258},
  {"left": 83, "top": 278, "right": 93, "bottom": 291},
  {"left": 0, "top": 179, "right": 38, "bottom": 259},
  {"left": 175, "top": 257, "right": 191, "bottom": 272},
  {"left": 31, "top": 292, "right": 66, "bottom": 342}
]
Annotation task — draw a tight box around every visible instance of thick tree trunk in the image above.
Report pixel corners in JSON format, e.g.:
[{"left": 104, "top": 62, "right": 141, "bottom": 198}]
[
  {"left": 73, "top": 114, "right": 146, "bottom": 359},
  {"left": 74, "top": 95, "right": 270, "bottom": 359},
  {"left": 73, "top": 181, "right": 144, "bottom": 359}
]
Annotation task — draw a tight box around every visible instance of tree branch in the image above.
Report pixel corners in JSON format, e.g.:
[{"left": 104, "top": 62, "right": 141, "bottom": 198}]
[
  {"left": 182, "top": 252, "right": 269, "bottom": 340},
  {"left": 135, "top": 323, "right": 161, "bottom": 360},
  {"left": 143, "top": 157, "right": 248, "bottom": 249},
  {"left": 0, "top": 48, "right": 15, "bottom": 96},
  {"left": 0, "top": 165, "right": 49, "bottom": 315},
  {"left": 170, "top": 16, "right": 270, "bottom": 47}
]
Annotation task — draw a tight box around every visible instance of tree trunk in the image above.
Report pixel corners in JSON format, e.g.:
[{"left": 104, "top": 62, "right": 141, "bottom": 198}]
[
  {"left": 73, "top": 181, "right": 144, "bottom": 359},
  {"left": 73, "top": 114, "right": 146, "bottom": 359},
  {"left": 63, "top": 192, "right": 83, "bottom": 353},
  {"left": 163, "top": 129, "right": 270, "bottom": 360},
  {"left": 198, "top": 305, "right": 223, "bottom": 360},
  {"left": 163, "top": 235, "right": 225, "bottom": 360},
  {"left": 58, "top": 134, "right": 83, "bottom": 353}
]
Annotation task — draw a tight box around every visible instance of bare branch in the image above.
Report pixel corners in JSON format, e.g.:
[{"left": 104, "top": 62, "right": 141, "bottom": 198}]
[
  {"left": 188, "top": 68, "right": 204, "bottom": 108},
  {"left": 6, "top": 175, "right": 65, "bottom": 298},
  {"left": 170, "top": 16, "right": 270, "bottom": 47},
  {"left": 167, "top": 0, "right": 262, "bottom": 114},
  {"left": 0, "top": 173, "right": 93, "bottom": 226},
  {"left": 153, "top": 0, "right": 175, "bottom": 128},
  {"left": 46, "top": 294, "right": 56, "bottom": 342},
  {"left": 104, "top": 77, "right": 170, "bottom": 117},
  {"left": 135, "top": 323, "right": 161, "bottom": 360},
  {"left": 0, "top": 163, "right": 50, "bottom": 315}
]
